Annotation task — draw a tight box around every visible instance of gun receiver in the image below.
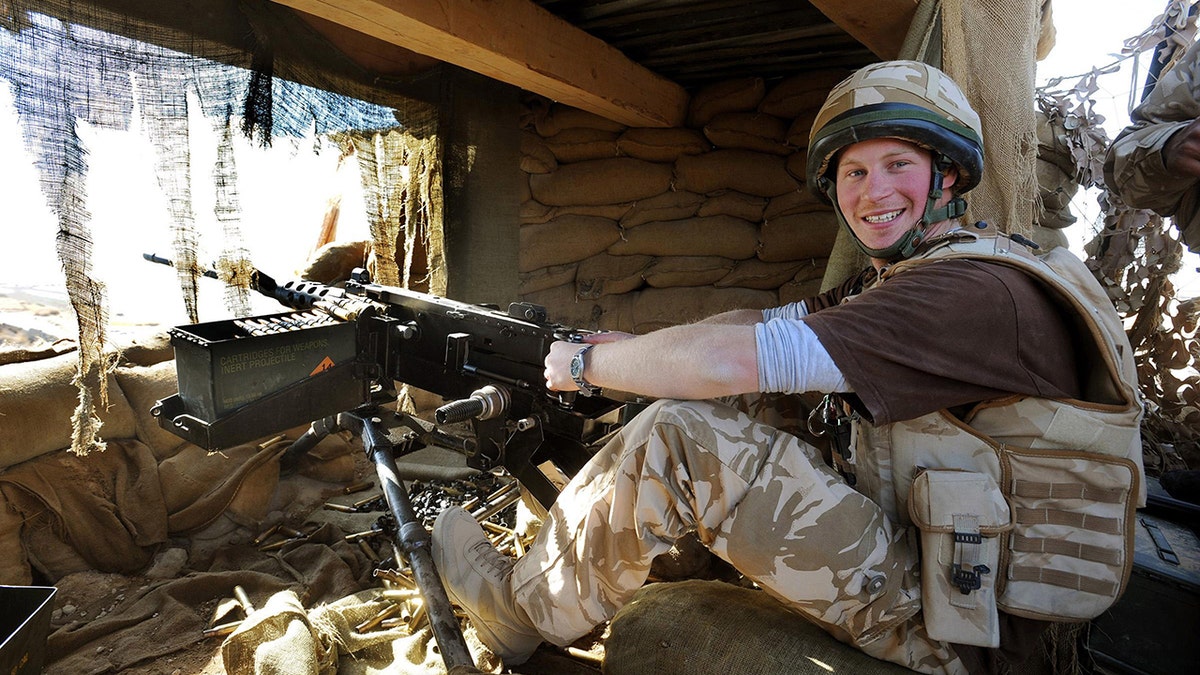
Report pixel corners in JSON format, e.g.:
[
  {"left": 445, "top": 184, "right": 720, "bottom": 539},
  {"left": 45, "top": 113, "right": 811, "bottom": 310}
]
[{"left": 151, "top": 264, "right": 625, "bottom": 509}]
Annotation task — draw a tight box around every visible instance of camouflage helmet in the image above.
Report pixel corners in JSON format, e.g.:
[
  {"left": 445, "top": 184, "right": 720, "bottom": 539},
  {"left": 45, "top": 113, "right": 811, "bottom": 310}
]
[{"left": 806, "top": 60, "right": 985, "bottom": 198}]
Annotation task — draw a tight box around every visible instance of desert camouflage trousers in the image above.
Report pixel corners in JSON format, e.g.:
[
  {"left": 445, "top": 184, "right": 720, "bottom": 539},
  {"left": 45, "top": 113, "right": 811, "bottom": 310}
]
[{"left": 510, "top": 399, "right": 968, "bottom": 674}]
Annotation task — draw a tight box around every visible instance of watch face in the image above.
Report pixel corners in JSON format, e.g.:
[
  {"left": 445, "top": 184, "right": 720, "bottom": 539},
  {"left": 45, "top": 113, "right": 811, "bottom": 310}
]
[{"left": 570, "top": 352, "right": 585, "bottom": 379}]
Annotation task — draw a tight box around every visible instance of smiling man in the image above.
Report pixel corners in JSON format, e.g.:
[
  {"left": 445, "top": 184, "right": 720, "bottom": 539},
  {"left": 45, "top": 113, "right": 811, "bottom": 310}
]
[{"left": 433, "top": 61, "right": 1145, "bottom": 675}]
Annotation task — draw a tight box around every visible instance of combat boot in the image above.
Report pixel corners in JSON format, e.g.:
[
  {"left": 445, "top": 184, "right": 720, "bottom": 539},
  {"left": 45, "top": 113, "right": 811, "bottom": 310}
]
[{"left": 432, "top": 506, "right": 544, "bottom": 664}]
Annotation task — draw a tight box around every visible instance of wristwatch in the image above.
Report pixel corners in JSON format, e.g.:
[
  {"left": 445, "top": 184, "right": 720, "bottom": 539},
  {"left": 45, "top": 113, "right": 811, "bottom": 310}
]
[{"left": 569, "top": 344, "right": 602, "bottom": 396}]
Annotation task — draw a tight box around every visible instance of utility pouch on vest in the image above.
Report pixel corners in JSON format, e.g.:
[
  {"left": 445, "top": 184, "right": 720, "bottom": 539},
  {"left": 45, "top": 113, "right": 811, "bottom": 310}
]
[{"left": 909, "top": 469, "right": 1012, "bottom": 647}]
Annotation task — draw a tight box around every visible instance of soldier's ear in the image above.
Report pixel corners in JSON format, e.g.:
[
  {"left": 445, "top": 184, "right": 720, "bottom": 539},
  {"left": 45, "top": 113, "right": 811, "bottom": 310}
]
[{"left": 942, "top": 164, "right": 960, "bottom": 191}]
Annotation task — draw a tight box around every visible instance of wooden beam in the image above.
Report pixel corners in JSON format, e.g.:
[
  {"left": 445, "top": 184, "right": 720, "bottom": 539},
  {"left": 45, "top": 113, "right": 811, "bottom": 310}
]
[
  {"left": 269, "top": 0, "right": 689, "bottom": 128},
  {"left": 808, "top": 0, "right": 919, "bottom": 60}
]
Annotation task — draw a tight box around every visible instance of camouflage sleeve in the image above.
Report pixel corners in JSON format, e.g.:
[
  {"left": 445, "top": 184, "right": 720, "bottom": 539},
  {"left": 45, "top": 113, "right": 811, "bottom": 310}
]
[{"left": 1104, "top": 38, "right": 1200, "bottom": 216}]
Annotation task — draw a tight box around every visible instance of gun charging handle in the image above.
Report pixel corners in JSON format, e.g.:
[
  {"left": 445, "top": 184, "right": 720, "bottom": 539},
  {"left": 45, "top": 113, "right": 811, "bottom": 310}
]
[{"left": 434, "top": 385, "right": 510, "bottom": 424}]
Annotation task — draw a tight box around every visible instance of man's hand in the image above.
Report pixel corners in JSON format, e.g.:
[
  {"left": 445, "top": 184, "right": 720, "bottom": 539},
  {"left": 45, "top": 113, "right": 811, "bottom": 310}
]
[
  {"left": 1164, "top": 117, "right": 1200, "bottom": 179},
  {"left": 545, "top": 331, "right": 633, "bottom": 392}
]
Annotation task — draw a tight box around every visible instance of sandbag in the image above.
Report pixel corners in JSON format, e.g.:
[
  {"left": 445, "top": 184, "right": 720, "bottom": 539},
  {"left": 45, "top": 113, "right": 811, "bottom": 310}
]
[
  {"left": 544, "top": 127, "right": 621, "bottom": 163},
  {"left": 631, "top": 287, "right": 776, "bottom": 333},
  {"left": 643, "top": 256, "right": 734, "bottom": 288},
  {"left": 299, "top": 240, "right": 368, "bottom": 284},
  {"left": 519, "top": 262, "right": 578, "bottom": 295},
  {"left": 617, "top": 127, "right": 711, "bottom": 162},
  {"left": 0, "top": 490, "right": 31, "bottom": 584},
  {"left": 523, "top": 282, "right": 600, "bottom": 331},
  {"left": 785, "top": 148, "right": 810, "bottom": 182},
  {"left": 519, "top": 215, "right": 623, "bottom": 272},
  {"left": 520, "top": 131, "right": 557, "bottom": 174},
  {"left": 758, "top": 211, "right": 840, "bottom": 262},
  {"left": 534, "top": 103, "right": 627, "bottom": 137},
  {"left": 697, "top": 190, "right": 768, "bottom": 222},
  {"left": 758, "top": 68, "right": 853, "bottom": 119},
  {"left": 674, "top": 150, "right": 799, "bottom": 197},
  {"left": 530, "top": 158, "right": 674, "bottom": 206},
  {"left": 114, "top": 360, "right": 187, "bottom": 461},
  {"left": 688, "top": 77, "right": 767, "bottom": 128},
  {"left": 605, "top": 580, "right": 916, "bottom": 675},
  {"left": 716, "top": 259, "right": 807, "bottom": 290},
  {"left": 576, "top": 253, "right": 652, "bottom": 299},
  {"left": 0, "top": 351, "right": 138, "bottom": 470},
  {"left": 764, "top": 188, "right": 825, "bottom": 219},
  {"left": 0, "top": 438, "right": 168, "bottom": 580},
  {"left": 779, "top": 273, "right": 827, "bottom": 305},
  {"left": 522, "top": 201, "right": 634, "bottom": 225},
  {"left": 784, "top": 108, "right": 821, "bottom": 148},
  {"left": 609, "top": 215, "right": 759, "bottom": 259},
  {"left": 703, "top": 111, "right": 792, "bottom": 155},
  {"left": 621, "top": 191, "right": 704, "bottom": 228}
]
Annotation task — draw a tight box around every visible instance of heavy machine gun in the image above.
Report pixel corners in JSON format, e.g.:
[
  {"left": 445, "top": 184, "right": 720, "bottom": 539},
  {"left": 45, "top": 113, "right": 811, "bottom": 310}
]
[{"left": 147, "top": 257, "right": 629, "bottom": 670}]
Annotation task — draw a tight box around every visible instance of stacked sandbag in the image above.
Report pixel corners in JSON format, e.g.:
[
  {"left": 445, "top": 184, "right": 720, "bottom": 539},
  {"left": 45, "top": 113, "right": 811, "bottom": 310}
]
[{"left": 519, "top": 71, "right": 849, "bottom": 332}]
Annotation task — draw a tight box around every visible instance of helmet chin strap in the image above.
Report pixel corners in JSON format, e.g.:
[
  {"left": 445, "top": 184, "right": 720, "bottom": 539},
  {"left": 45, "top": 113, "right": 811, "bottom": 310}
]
[{"left": 822, "top": 153, "right": 967, "bottom": 262}]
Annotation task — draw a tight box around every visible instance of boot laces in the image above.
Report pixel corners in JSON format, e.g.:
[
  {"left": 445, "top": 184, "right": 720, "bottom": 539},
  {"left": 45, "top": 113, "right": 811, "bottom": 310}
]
[{"left": 467, "top": 538, "right": 514, "bottom": 579}]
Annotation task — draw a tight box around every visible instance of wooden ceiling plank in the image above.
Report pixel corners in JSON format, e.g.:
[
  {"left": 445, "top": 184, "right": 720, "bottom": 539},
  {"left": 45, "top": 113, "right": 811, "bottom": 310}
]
[
  {"left": 807, "top": 0, "right": 918, "bottom": 60},
  {"left": 269, "top": 0, "right": 688, "bottom": 127}
]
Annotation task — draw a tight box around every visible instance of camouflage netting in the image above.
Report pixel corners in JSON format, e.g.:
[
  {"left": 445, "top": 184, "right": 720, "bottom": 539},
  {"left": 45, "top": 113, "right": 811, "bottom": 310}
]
[
  {"left": 0, "top": 0, "right": 443, "bottom": 456},
  {"left": 1037, "top": 0, "right": 1200, "bottom": 473}
]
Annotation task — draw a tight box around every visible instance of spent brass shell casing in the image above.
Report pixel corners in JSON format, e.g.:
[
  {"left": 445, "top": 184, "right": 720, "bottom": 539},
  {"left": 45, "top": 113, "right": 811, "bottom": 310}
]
[
  {"left": 357, "top": 539, "right": 379, "bottom": 562},
  {"left": 323, "top": 502, "right": 357, "bottom": 513},
  {"left": 380, "top": 588, "right": 422, "bottom": 601},
  {"left": 278, "top": 526, "right": 306, "bottom": 539},
  {"left": 342, "top": 481, "right": 375, "bottom": 495},
  {"left": 233, "top": 586, "right": 255, "bottom": 615},
  {"left": 252, "top": 523, "right": 281, "bottom": 546},
  {"left": 259, "top": 537, "right": 301, "bottom": 552},
  {"left": 202, "top": 620, "right": 243, "bottom": 638},
  {"left": 355, "top": 602, "right": 404, "bottom": 633},
  {"left": 258, "top": 434, "right": 288, "bottom": 450}
]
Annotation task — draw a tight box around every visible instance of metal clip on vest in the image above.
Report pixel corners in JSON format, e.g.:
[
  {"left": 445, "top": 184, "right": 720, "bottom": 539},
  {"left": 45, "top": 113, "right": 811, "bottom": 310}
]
[
  {"left": 808, "top": 394, "right": 857, "bottom": 486},
  {"left": 951, "top": 514, "right": 991, "bottom": 595}
]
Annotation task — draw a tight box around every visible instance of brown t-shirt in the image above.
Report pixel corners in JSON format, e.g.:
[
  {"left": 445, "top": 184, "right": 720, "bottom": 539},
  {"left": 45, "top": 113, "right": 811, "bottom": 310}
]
[{"left": 802, "top": 258, "right": 1082, "bottom": 425}]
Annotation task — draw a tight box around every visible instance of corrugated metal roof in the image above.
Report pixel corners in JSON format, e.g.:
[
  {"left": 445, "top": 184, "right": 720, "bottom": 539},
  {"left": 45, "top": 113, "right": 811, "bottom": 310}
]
[{"left": 532, "top": 0, "right": 876, "bottom": 90}]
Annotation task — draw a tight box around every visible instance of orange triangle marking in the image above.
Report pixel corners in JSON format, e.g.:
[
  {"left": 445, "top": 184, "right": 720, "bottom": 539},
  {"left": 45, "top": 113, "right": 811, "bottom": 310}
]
[{"left": 311, "top": 356, "right": 336, "bottom": 376}]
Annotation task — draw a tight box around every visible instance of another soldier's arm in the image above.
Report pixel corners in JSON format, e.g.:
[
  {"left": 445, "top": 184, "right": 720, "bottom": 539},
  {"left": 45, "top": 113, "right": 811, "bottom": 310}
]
[{"left": 1105, "top": 39, "right": 1200, "bottom": 215}]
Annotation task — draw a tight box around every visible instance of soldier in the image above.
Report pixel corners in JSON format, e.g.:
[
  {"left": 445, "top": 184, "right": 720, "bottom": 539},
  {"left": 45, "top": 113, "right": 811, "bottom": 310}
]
[
  {"left": 1105, "top": 37, "right": 1200, "bottom": 252},
  {"left": 434, "top": 61, "right": 1145, "bottom": 674}
]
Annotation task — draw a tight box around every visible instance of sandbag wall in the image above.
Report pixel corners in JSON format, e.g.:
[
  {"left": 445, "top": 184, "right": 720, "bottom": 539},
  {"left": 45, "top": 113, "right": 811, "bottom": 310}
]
[{"left": 517, "top": 71, "right": 852, "bottom": 334}]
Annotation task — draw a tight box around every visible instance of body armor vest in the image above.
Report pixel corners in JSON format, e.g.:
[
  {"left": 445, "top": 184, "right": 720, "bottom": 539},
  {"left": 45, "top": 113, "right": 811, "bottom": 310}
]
[{"left": 843, "top": 222, "right": 1144, "bottom": 625}]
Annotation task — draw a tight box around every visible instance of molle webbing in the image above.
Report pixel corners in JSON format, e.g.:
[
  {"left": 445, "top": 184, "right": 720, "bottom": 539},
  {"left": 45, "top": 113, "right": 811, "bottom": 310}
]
[
  {"left": 1008, "top": 565, "right": 1120, "bottom": 597},
  {"left": 1009, "top": 534, "right": 1123, "bottom": 566},
  {"left": 1012, "top": 507, "right": 1123, "bottom": 535},
  {"left": 1011, "top": 480, "right": 1127, "bottom": 504}
]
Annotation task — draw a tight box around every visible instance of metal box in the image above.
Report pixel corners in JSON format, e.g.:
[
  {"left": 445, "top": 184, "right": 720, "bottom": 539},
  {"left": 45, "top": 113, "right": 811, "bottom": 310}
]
[{"left": 0, "top": 586, "right": 56, "bottom": 675}]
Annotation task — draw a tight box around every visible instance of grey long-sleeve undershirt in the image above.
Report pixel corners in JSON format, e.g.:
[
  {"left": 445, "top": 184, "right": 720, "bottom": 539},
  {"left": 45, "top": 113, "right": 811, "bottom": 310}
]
[{"left": 755, "top": 303, "right": 851, "bottom": 394}]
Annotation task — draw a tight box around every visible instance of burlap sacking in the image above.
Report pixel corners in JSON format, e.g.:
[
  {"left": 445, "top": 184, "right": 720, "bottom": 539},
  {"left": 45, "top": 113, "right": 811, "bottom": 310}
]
[
  {"left": 687, "top": 77, "right": 767, "bottom": 128},
  {"left": 520, "top": 130, "right": 557, "bottom": 174},
  {"left": 759, "top": 211, "right": 840, "bottom": 262},
  {"left": 114, "top": 360, "right": 187, "bottom": 461},
  {"left": 758, "top": 68, "right": 854, "bottom": 119},
  {"left": 617, "top": 127, "right": 711, "bottom": 162},
  {"left": 519, "top": 262, "right": 578, "bottom": 295},
  {"left": 703, "top": 111, "right": 792, "bottom": 155},
  {"left": 609, "top": 215, "right": 759, "bottom": 259},
  {"left": 632, "top": 287, "right": 776, "bottom": 333},
  {"left": 533, "top": 103, "right": 626, "bottom": 137},
  {"left": 530, "top": 158, "right": 674, "bottom": 206},
  {"left": 0, "top": 351, "right": 137, "bottom": 470},
  {"left": 520, "top": 215, "right": 623, "bottom": 272},
  {"left": 717, "top": 259, "right": 807, "bottom": 290},
  {"left": 674, "top": 150, "right": 799, "bottom": 197},
  {"left": 544, "top": 127, "right": 621, "bottom": 163},
  {"left": 604, "top": 580, "right": 916, "bottom": 675},
  {"left": 643, "top": 256, "right": 734, "bottom": 288},
  {"left": 576, "top": 253, "right": 653, "bottom": 299},
  {"left": 697, "top": 190, "right": 768, "bottom": 222},
  {"left": 621, "top": 191, "right": 704, "bottom": 228}
]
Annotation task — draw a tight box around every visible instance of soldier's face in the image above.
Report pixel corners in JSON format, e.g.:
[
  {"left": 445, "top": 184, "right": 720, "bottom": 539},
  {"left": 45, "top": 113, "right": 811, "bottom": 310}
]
[{"left": 834, "top": 138, "right": 957, "bottom": 255}]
